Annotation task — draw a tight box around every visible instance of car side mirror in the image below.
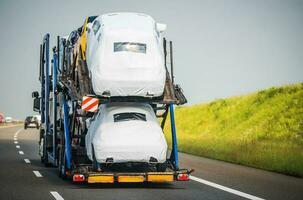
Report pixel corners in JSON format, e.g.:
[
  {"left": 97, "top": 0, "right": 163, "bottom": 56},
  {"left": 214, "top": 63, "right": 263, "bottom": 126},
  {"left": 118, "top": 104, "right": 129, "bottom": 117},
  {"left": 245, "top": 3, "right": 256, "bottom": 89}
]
[
  {"left": 156, "top": 23, "right": 167, "bottom": 33},
  {"left": 32, "top": 91, "right": 39, "bottom": 98},
  {"left": 33, "top": 97, "right": 41, "bottom": 112}
]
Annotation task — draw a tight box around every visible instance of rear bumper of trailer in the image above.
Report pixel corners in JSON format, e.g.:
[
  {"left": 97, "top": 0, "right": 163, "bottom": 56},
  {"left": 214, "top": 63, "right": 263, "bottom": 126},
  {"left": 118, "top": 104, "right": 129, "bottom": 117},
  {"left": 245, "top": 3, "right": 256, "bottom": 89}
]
[{"left": 72, "top": 169, "right": 192, "bottom": 183}]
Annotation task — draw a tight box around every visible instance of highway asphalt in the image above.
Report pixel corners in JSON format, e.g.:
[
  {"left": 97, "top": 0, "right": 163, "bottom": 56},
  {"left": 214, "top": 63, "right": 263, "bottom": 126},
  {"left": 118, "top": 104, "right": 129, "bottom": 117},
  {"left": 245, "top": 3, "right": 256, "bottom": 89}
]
[{"left": 0, "top": 125, "right": 302, "bottom": 200}]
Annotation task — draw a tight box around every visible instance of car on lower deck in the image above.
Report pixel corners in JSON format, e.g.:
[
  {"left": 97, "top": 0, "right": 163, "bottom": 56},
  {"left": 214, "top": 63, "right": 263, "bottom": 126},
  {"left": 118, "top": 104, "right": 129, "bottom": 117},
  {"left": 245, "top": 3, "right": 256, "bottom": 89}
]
[{"left": 85, "top": 102, "right": 168, "bottom": 172}]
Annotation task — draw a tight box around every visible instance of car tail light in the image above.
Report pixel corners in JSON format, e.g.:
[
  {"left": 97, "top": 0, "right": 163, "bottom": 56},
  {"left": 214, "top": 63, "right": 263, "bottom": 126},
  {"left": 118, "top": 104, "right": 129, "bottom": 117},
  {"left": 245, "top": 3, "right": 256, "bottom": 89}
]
[
  {"left": 177, "top": 173, "right": 189, "bottom": 181},
  {"left": 73, "top": 174, "right": 85, "bottom": 182}
]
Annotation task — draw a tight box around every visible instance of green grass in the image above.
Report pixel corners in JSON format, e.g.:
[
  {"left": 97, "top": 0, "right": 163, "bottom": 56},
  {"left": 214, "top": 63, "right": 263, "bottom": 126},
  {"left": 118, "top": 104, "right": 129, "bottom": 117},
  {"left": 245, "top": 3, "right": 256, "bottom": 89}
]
[{"left": 164, "top": 83, "right": 303, "bottom": 177}]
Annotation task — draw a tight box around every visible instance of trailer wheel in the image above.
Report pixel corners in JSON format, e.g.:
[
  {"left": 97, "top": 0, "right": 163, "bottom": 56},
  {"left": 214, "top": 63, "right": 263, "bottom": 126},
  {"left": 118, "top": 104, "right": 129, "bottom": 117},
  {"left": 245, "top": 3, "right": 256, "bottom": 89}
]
[
  {"left": 40, "top": 138, "right": 49, "bottom": 166},
  {"left": 156, "top": 162, "right": 167, "bottom": 172},
  {"left": 58, "top": 146, "right": 67, "bottom": 179}
]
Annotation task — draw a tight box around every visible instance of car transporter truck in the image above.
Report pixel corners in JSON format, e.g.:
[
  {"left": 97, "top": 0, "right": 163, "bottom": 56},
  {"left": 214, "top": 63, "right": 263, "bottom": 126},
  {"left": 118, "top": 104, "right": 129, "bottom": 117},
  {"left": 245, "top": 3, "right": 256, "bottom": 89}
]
[{"left": 32, "top": 12, "right": 192, "bottom": 184}]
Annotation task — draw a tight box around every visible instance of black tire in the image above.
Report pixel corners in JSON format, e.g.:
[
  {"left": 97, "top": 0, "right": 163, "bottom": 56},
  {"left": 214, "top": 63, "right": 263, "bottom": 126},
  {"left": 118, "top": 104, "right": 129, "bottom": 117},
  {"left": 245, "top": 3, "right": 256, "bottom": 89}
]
[
  {"left": 41, "top": 138, "right": 51, "bottom": 167},
  {"left": 24, "top": 125, "right": 27, "bottom": 129},
  {"left": 156, "top": 162, "right": 167, "bottom": 172},
  {"left": 42, "top": 151, "right": 50, "bottom": 166},
  {"left": 40, "top": 138, "right": 48, "bottom": 165},
  {"left": 58, "top": 146, "right": 67, "bottom": 179}
]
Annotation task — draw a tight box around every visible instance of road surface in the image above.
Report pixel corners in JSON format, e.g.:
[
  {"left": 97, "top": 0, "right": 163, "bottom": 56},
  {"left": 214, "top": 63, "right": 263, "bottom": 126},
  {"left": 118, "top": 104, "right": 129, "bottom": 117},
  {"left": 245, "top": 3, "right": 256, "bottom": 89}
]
[{"left": 0, "top": 126, "right": 302, "bottom": 200}]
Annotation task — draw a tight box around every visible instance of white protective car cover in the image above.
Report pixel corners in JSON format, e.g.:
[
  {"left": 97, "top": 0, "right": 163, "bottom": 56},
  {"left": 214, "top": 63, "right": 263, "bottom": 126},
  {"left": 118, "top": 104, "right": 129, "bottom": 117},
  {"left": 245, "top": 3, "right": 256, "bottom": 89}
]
[
  {"left": 85, "top": 102, "right": 168, "bottom": 163},
  {"left": 86, "top": 13, "right": 166, "bottom": 97}
]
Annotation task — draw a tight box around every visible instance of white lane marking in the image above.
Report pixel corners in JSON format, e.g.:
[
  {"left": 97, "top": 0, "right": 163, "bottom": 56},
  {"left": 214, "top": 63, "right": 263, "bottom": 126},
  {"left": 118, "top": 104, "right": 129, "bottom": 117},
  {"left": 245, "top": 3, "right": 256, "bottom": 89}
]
[
  {"left": 190, "top": 176, "right": 266, "bottom": 200},
  {"left": 16, "top": 145, "right": 20, "bottom": 149},
  {"left": 18, "top": 151, "right": 24, "bottom": 155},
  {"left": 50, "top": 191, "right": 64, "bottom": 200},
  {"left": 13, "top": 128, "right": 22, "bottom": 138},
  {"left": 14, "top": 141, "right": 18, "bottom": 144},
  {"left": 33, "top": 170, "right": 43, "bottom": 177},
  {"left": 24, "top": 159, "right": 31, "bottom": 164},
  {"left": 14, "top": 138, "right": 17, "bottom": 141}
]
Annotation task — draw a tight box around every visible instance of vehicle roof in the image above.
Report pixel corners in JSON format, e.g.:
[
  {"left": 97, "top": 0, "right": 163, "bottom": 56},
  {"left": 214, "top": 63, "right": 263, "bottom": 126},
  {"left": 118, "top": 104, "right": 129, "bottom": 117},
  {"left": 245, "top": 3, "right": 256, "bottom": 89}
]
[
  {"left": 25, "top": 116, "right": 35, "bottom": 118},
  {"left": 96, "top": 12, "right": 155, "bottom": 34}
]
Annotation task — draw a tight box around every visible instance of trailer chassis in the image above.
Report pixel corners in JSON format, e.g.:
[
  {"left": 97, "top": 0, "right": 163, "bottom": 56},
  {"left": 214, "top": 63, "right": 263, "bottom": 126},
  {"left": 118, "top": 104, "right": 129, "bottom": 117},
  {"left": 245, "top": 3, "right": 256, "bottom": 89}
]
[{"left": 32, "top": 33, "right": 192, "bottom": 183}]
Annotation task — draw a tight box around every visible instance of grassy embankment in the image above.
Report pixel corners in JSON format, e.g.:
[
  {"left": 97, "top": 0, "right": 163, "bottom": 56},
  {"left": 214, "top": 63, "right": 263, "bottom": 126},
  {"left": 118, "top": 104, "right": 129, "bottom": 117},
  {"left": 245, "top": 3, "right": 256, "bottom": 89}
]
[{"left": 164, "top": 83, "right": 303, "bottom": 177}]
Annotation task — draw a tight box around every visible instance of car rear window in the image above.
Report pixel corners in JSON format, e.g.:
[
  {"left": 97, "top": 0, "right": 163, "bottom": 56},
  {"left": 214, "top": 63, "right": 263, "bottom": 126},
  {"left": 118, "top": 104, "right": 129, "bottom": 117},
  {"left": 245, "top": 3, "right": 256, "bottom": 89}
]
[
  {"left": 114, "top": 42, "right": 146, "bottom": 53},
  {"left": 26, "top": 117, "right": 33, "bottom": 121},
  {"left": 113, "top": 112, "right": 146, "bottom": 122}
]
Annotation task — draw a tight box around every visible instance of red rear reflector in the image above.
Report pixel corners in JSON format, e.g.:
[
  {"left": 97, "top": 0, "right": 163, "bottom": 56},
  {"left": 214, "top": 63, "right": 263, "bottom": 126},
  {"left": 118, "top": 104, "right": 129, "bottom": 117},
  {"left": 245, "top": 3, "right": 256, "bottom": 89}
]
[
  {"left": 73, "top": 174, "right": 85, "bottom": 182},
  {"left": 177, "top": 173, "right": 189, "bottom": 181}
]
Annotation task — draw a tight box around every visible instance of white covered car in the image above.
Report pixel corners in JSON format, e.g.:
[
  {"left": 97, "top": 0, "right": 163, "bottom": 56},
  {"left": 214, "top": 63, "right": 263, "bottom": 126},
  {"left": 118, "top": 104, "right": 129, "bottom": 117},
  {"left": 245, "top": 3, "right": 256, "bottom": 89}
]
[
  {"left": 86, "top": 12, "right": 167, "bottom": 97},
  {"left": 85, "top": 102, "right": 168, "bottom": 166}
]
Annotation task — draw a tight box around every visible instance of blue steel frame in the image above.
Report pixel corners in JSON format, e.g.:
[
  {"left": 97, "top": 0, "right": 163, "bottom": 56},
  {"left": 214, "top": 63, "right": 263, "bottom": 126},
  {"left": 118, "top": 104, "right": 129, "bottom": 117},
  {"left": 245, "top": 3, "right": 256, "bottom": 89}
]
[
  {"left": 40, "top": 34, "right": 180, "bottom": 172},
  {"left": 40, "top": 44, "right": 45, "bottom": 124},
  {"left": 42, "top": 34, "right": 71, "bottom": 169},
  {"left": 41, "top": 34, "right": 58, "bottom": 166},
  {"left": 62, "top": 96, "right": 72, "bottom": 169},
  {"left": 42, "top": 34, "right": 50, "bottom": 163},
  {"left": 44, "top": 34, "right": 50, "bottom": 135},
  {"left": 51, "top": 52, "right": 58, "bottom": 164},
  {"left": 169, "top": 104, "right": 179, "bottom": 170}
]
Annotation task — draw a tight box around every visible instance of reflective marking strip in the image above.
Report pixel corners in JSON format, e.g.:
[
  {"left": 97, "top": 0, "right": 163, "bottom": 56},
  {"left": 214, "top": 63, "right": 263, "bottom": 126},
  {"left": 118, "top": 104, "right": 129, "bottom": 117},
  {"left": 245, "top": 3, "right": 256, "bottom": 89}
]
[
  {"left": 18, "top": 151, "right": 24, "bottom": 155},
  {"left": 14, "top": 141, "right": 18, "bottom": 144},
  {"left": 190, "top": 176, "right": 266, "bottom": 200},
  {"left": 81, "top": 96, "right": 99, "bottom": 112},
  {"left": 16, "top": 145, "right": 20, "bottom": 149},
  {"left": 33, "top": 170, "right": 43, "bottom": 177},
  {"left": 85, "top": 101, "right": 98, "bottom": 112},
  {"left": 24, "top": 159, "right": 31, "bottom": 164},
  {"left": 50, "top": 191, "right": 64, "bottom": 200},
  {"left": 81, "top": 97, "right": 95, "bottom": 109},
  {"left": 82, "top": 96, "right": 92, "bottom": 105}
]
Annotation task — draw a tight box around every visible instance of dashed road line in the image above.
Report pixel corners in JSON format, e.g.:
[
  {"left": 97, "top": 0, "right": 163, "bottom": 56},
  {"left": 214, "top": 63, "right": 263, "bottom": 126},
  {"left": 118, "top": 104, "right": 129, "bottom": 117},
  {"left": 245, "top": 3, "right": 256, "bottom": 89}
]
[
  {"left": 33, "top": 170, "right": 43, "bottom": 177},
  {"left": 14, "top": 138, "right": 18, "bottom": 141},
  {"left": 16, "top": 145, "right": 20, "bottom": 149},
  {"left": 50, "top": 191, "right": 64, "bottom": 200},
  {"left": 24, "top": 159, "right": 31, "bottom": 164},
  {"left": 13, "top": 128, "right": 22, "bottom": 138},
  {"left": 14, "top": 141, "right": 18, "bottom": 144},
  {"left": 190, "top": 176, "right": 266, "bottom": 200},
  {"left": 18, "top": 151, "right": 24, "bottom": 155}
]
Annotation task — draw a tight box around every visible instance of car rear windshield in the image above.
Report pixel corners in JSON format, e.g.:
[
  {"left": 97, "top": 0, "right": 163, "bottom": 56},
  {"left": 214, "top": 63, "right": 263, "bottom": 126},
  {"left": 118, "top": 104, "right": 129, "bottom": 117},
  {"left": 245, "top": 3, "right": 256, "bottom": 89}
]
[
  {"left": 114, "top": 42, "right": 146, "bottom": 53},
  {"left": 113, "top": 112, "right": 146, "bottom": 122},
  {"left": 26, "top": 116, "right": 33, "bottom": 121}
]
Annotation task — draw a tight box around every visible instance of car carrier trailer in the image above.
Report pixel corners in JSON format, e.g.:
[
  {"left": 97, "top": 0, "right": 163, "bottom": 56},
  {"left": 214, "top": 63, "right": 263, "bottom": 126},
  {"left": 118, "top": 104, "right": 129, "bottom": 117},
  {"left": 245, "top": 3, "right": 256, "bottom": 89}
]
[{"left": 32, "top": 15, "right": 192, "bottom": 184}]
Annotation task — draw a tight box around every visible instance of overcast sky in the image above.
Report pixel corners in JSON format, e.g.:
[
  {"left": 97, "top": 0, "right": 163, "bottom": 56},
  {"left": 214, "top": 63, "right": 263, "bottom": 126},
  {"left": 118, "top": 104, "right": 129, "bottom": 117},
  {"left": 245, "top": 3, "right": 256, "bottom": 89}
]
[{"left": 0, "top": 0, "right": 302, "bottom": 119}]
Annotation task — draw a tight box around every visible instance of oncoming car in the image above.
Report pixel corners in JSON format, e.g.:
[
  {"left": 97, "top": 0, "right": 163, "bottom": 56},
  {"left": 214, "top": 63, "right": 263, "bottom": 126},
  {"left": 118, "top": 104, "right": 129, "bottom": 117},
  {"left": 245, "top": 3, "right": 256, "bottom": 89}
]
[
  {"left": 85, "top": 102, "right": 168, "bottom": 172},
  {"left": 24, "top": 116, "right": 39, "bottom": 129}
]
